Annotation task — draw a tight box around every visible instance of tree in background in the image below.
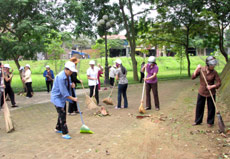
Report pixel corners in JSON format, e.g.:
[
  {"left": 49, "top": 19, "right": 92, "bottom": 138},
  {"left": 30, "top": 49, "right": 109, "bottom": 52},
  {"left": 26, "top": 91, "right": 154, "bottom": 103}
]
[
  {"left": 92, "top": 39, "right": 124, "bottom": 57},
  {"left": 205, "top": 0, "right": 230, "bottom": 62}
]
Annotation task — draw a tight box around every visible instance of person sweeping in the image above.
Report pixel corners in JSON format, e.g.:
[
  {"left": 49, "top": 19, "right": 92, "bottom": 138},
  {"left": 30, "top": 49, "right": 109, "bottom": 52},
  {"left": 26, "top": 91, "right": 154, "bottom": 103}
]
[
  {"left": 141, "top": 56, "right": 160, "bottom": 111},
  {"left": 191, "top": 56, "right": 221, "bottom": 127},
  {"left": 51, "top": 61, "right": 78, "bottom": 139},
  {"left": 68, "top": 57, "right": 82, "bottom": 115},
  {"left": 87, "top": 60, "right": 101, "bottom": 105},
  {"left": 115, "top": 59, "right": 128, "bottom": 109}
]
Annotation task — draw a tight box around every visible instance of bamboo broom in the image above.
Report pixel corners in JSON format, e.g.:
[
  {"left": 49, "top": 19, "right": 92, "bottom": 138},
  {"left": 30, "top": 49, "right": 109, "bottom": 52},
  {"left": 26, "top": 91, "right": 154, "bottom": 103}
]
[{"left": 1, "top": 64, "right": 14, "bottom": 133}]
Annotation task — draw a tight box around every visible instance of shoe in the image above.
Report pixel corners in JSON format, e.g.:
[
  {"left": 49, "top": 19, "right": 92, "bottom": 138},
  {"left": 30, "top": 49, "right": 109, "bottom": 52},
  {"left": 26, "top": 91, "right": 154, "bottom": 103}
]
[
  {"left": 55, "top": 129, "right": 62, "bottom": 133},
  {"left": 71, "top": 112, "right": 77, "bottom": 116},
  {"left": 115, "top": 106, "right": 121, "bottom": 109},
  {"left": 145, "top": 107, "right": 151, "bottom": 110},
  {"left": 98, "top": 104, "right": 102, "bottom": 106},
  {"left": 207, "top": 124, "right": 213, "bottom": 128},
  {"left": 11, "top": 105, "right": 18, "bottom": 108},
  {"left": 62, "top": 134, "right": 71, "bottom": 139},
  {"left": 104, "top": 88, "right": 108, "bottom": 90},
  {"left": 192, "top": 123, "right": 201, "bottom": 126},
  {"left": 155, "top": 108, "right": 160, "bottom": 111},
  {"left": 67, "top": 113, "right": 71, "bottom": 115}
]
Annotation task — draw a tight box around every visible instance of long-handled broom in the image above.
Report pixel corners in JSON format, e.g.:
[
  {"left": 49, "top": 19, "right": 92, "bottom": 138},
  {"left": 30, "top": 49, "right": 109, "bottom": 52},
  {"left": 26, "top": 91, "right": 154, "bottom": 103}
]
[
  {"left": 102, "top": 81, "right": 116, "bottom": 105},
  {"left": 139, "top": 71, "right": 146, "bottom": 114},
  {"left": 200, "top": 68, "right": 225, "bottom": 133},
  {"left": 75, "top": 89, "right": 94, "bottom": 134},
  {"left": 81, "top": 83, "right": 98, "bottom": 110},
  {"left": 1, "top": 64, "right": 14, "bottom": 133}
]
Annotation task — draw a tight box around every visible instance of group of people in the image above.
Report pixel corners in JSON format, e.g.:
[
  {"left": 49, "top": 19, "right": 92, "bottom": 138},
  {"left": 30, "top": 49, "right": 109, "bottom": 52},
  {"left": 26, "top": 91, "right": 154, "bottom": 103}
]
[
  {"left": 0, "top": 63, "right": 35, "bottom": 108},
  {"left": 50, "top": 56, "right": 161, "bottom": 139},
  {"left": 0, "top": 55, "right": 221, "bottom": 140}
]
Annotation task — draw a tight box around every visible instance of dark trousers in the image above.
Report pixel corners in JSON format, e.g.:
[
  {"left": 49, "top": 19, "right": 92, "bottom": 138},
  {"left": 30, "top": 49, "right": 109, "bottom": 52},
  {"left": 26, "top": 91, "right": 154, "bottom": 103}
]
[
  {"left": 117, "top": 84, "right": 128, "bottom": 108},
  {"left": 55, "top": 105, "right": 68, "bottom": 135},
  {"left": 26, "top": 82, "right": 33, "bottom": 97},
  {"left": 46, "top": 81, "right": 53, "bottom": 92},
  {"left": 68, "top": 88, "right": 78, "bottom": 113},
  {"left": 89, "top": 85, "right": 99, "bottom": 105},
  {"left": 140, "top": 72, "right": 145, "bottom": 83},
  {"left": 146, "top": 82, "right": 160, "bottom": 109},
  {"left": 195, "top": 94, "right": 216, "bottom": 125},
  {"left": 110, "top": 77, "right": 115, "bottom": 86},
  {"left": 0, "top": 92, "right": 3, "bottom": 108},
  {"left": 5, "top": 85, "right": 16, "bottom": 106}
]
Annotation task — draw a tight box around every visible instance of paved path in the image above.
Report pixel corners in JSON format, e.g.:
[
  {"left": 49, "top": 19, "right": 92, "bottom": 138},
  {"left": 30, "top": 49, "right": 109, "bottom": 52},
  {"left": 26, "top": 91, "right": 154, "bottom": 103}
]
[{"left": 1, "top": 79, "right": 223, "bottom": 159}]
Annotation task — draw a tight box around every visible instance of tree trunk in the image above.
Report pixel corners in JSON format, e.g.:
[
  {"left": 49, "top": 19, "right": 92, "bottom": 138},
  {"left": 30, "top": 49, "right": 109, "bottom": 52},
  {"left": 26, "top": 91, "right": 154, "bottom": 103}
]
[
  {"left": 185, "top": 28, "right": 191, "bottom": 77},
  {"left": 219, "top": 24, "right": 228, "bottom": 62},
  {"left": 104, "top": 31, "right": 110, "bottom": 85},
  {"left": 119, "top": 0, "right": 138, "bottom": 81},
  {"left": 14, "top": 58, "right": 26, "bottom": 92}
]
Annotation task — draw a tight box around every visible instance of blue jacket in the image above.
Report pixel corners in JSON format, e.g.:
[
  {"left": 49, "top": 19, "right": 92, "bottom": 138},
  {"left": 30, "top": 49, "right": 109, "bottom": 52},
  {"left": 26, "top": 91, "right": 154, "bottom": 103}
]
[
  {"left": 43, "top": 70, "right": 54, "bottom": 81},
  {"left": 51, "top": 70, "right": 74, "bottom": 107}
]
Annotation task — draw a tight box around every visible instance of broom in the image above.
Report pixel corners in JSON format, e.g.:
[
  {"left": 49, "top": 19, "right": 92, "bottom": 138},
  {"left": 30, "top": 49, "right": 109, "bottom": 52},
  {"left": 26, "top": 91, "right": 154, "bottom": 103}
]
[
  {"left": 200, "top": 68, "right": 225, "bottom": 133},
  {"left": 81, "top": 83, "right": 98, "bottom": 110},
  {"left": 102, "top": 81, "right": 116, "bottom": 105},
  {"left": 1, "top": 65, "right": 14, "bottom": 133},
  {"left": 75, "top": 89, "right": 94, "bottom": 134},
  {"left": 139, "top": 71, "right": 146, "bottom": 114}
]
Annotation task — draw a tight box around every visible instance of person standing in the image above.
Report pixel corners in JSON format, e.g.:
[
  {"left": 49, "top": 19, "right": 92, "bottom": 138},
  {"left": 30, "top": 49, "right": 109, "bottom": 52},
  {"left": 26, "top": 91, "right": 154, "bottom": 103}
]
[
  {"left": 142, "top": 56, "right": 160, "bottom": 111},
  {"left": 51, "top": 61, "right": 78, "bottom": 139},
  {"left": 115, "top": 59, "right": 128, "bottom": 109},
  {"left": 23, "top": 64, "right": 33, "bottom": 98},
  {"left": 43, "top": 65, "right": 54, "bottom": 93},
  {"left": 68, "top": 57, "right": 82, "bottom": 115},
  {"left": 87, "top": 60, "right": 100, "bottom": 105},
  {"left": 140, "top": 62, "right": 145, "bottom": 83},
  {"left": 109, "top": 64, "right": 116, "bottom": 88},
  {"left": 191, "top": 56, "right": 221, "bottom": 127},
  {"left": 3, "top": 64, "right": 18, "bottom": 107},
  {"left": 0, "top": 62, "right": 4, "bottom": 109}
]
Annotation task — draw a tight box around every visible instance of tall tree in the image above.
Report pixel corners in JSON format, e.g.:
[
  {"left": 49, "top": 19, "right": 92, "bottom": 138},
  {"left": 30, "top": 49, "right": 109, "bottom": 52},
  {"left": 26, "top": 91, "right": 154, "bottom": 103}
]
[
  {"left": 205, "top": 0, "right": 230, "bottom": 62},
  {"left": 154, "top": 0, "right": 205, "bottom": 77},
  {"left": 0, "top": 0, "right": 62, "bottom": 68}
]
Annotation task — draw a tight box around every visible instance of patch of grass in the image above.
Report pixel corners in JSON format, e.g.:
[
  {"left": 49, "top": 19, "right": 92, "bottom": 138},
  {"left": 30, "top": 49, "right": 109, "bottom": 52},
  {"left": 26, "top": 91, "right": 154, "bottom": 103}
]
[{"left": 6, "top": 55, "right": 226, "bottom": 92}]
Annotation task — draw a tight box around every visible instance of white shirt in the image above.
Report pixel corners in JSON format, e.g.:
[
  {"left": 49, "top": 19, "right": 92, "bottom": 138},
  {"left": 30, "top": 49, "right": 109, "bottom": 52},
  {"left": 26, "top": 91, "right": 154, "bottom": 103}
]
[
  {"left": 24, "top": 69, "right": 32, "bottom": 83},
  {"left": 87, "top": 66, "right": 99, "bottom": 86},
  {"left": 109, "top": 66, "right": 116, "bottom": 78}
]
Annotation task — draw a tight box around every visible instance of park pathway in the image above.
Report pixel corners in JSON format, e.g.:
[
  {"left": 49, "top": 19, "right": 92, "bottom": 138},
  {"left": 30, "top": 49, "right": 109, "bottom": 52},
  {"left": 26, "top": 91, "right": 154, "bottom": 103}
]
[{"left": 0, "top": 79, "right": 228, "bottom": 159}]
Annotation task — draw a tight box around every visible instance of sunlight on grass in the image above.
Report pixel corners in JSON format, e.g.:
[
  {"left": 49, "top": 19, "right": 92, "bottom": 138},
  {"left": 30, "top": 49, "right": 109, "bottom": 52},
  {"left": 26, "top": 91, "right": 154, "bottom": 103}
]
[{"left": 7, "top": 55, "right": 226, "bottom": 92}]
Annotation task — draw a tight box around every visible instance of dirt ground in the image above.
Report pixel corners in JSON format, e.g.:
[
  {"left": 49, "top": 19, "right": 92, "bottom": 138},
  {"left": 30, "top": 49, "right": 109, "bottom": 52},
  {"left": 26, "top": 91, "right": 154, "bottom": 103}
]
[{"left": 0, "top": 79, "right": 230, "bottom": 159}]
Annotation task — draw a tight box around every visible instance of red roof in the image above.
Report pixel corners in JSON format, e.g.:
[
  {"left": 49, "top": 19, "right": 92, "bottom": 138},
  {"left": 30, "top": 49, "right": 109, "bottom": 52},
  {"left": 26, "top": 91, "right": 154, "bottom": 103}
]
[{"left": 106, "top": 35, "right": 126, "bottom": 40}]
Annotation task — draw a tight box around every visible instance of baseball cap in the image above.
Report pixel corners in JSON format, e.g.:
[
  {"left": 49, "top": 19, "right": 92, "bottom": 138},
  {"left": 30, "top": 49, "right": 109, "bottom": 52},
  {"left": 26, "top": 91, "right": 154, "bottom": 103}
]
[
  {"left": 4, "top": 64, "right": 11, "bottom": 69},
  {"left": 25, "top": 64, "right": 30, "bottom": 68},
  {"left": 89, "top": 60, "right": 95, "bottom": 65},
  {"left": 19, "top": 66, "right": 24, "bottom": 70},
  {"left": 65, "top": 61, "right": 77, "bottom": 72},
  {"left": 46, "top": 65, "right": 50, "bottom": 68}
]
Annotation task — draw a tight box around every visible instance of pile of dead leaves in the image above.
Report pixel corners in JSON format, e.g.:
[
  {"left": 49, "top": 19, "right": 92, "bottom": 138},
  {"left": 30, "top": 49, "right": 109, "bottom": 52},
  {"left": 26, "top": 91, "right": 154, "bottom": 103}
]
[{"left": 94, "top": 106, "right": 110, "bottom": 117}]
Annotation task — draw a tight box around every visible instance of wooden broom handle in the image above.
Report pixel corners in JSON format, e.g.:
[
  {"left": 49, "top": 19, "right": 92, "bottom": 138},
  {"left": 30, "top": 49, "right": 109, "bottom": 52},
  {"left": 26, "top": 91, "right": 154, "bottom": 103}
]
[
  {"left": 141, "top": 70, "right": 146, "bottom": 102},
  {"left": 200, "top": 68, "right": 219, "bottom": 112}
]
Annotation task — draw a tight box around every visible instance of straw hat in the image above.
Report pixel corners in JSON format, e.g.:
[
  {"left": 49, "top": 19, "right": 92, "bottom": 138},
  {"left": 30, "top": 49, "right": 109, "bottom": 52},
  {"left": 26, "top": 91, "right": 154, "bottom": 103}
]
[{"left": 70, "top": 57, "right": 80, "bottom": 64}]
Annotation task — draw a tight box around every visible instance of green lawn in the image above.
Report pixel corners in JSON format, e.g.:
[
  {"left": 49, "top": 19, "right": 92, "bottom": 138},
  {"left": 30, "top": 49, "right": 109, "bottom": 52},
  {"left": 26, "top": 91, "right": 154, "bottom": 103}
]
[{"left": 7, "top": 55, "right": 226, "bottom": 92}]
